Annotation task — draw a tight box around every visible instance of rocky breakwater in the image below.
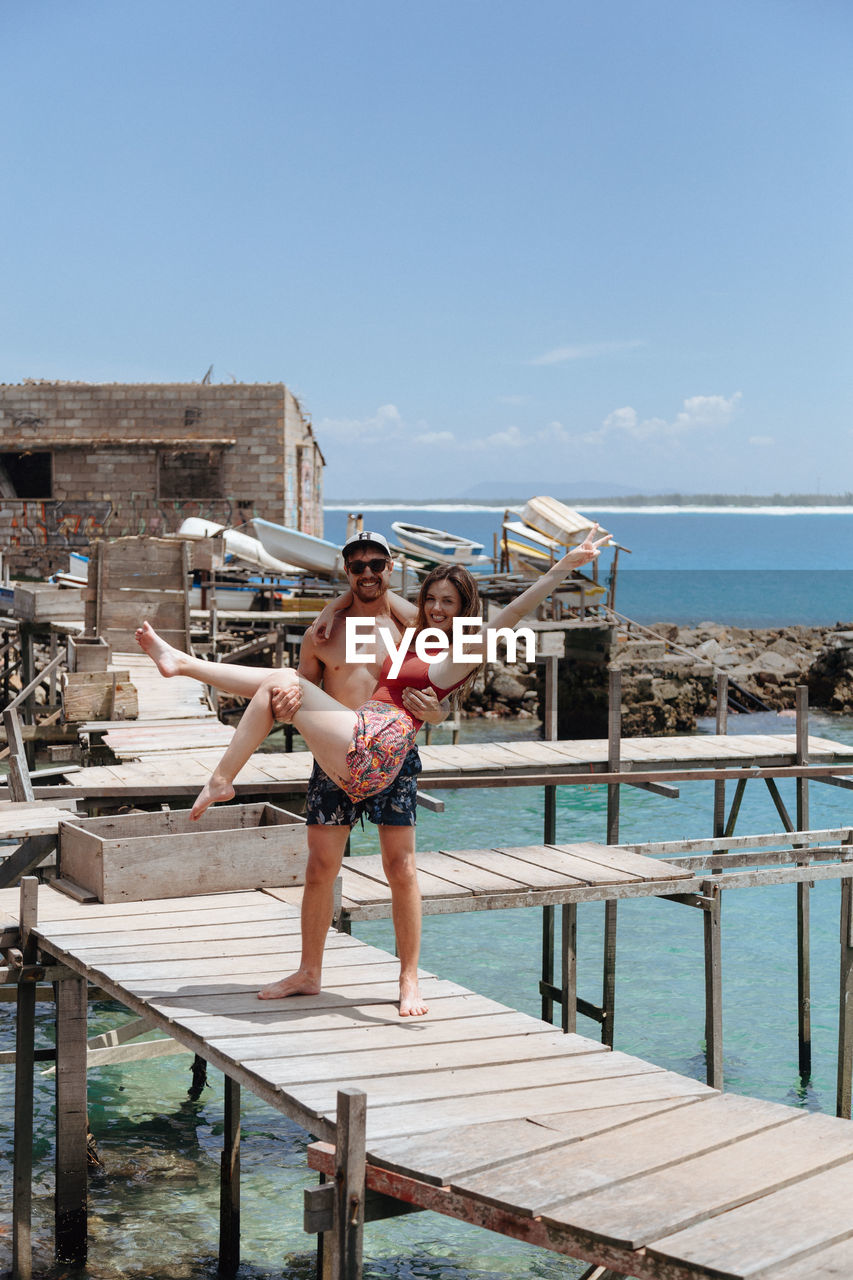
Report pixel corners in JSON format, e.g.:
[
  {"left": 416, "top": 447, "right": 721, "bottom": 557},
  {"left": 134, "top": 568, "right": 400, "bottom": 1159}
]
[{"left": 609, "top": 622, "right": 853, "bottom": 735}]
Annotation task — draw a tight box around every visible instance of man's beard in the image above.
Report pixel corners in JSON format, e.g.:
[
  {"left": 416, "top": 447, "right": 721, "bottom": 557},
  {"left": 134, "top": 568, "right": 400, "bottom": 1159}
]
[{"left": 352, "top": 577, "right": 386, "bottom": 602}]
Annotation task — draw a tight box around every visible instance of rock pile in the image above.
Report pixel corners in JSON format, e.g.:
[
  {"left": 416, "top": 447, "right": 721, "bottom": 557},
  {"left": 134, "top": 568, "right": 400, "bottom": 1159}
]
[{"left": 478, "top": 622, "right": 853, "bottom": 733}]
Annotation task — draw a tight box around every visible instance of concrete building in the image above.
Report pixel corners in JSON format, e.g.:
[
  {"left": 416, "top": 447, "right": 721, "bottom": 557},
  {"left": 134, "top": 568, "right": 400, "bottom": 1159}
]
[{"left": 0, "top": 380, "right": 324, "bottom": 575}]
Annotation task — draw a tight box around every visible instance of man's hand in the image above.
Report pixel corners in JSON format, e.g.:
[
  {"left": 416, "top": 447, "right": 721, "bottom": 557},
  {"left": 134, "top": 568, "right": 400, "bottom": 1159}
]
[
  {"left": 401, "top": 686, "right": 450, "bottom": 726},
  {"left": 270, "top": 682, "right": 303, "bottom": 723}
]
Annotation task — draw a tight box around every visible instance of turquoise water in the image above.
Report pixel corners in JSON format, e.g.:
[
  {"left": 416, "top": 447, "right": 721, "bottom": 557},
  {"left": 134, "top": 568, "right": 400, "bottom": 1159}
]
[{"left": 2, "top": 508, "right": 853, "bottom": 1278}]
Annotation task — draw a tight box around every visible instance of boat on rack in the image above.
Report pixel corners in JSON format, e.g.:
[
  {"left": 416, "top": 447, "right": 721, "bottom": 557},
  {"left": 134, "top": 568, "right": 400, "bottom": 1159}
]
[
  {"left": 178, "top": 518, "right": 300, "bottom": 575},
  {"left": 391, "top": 521, "right": 491, "bottom": 566},
  {"left": 252, "top": 518, "right": 342, "bottom": 575}
]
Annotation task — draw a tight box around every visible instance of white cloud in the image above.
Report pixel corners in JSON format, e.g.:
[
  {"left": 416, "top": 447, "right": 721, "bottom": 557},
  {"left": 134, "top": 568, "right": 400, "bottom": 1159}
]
[
  {"left": 414, "top": 430, "right": 455, "bottom": 445},
  {"left": 749, "top": 435, "right": 774, "bottom": 447},
  {"left": 529, "top": 339, "right": 644, "bottom": 366},
  {"left": 584, "top": 392, "right": 742, "bottom": 445},
  {"left": 316, "top": 403, "right": 404, "bottom": 442},
  {"left": 465, "top": 425, "right": 526, "bottom": 451}
]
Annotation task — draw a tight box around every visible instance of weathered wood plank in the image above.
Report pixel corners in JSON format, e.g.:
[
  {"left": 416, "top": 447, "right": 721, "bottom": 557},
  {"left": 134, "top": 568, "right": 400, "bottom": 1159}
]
[
  {"left": 367, "top": 1097, "right": 702, "bottom": 1186},
  {"left": 646, "top": 1158, "right": 853, "bottom": 1278},
  {"left": 289, "top": 1049, "right": 666, "bottom": 1116},
  {"left": 454, "top": 1093, "right": 799, "bottom": 1216},
  {"left": 362, "top": 1071, "right": 713, "bottom": 1141},
  {"left": 206, "top": 1013, "right": 595, "bottom": 1066},
  {"left": 258, "top": 1029, "right": 603, "bottom": 1089},
  {"left": 544, "top": 1111, "right": 853, "bottom": 1250}
]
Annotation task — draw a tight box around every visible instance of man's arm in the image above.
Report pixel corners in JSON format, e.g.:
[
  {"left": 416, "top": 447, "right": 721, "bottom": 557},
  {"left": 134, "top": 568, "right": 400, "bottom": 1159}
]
[{"left": 270, "top": 628, "right": 322, "bottom": 722}]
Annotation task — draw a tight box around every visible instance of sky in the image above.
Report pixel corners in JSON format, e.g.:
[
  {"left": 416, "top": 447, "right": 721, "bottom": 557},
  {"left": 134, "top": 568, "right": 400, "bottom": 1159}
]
[{"left": 2, "top": 1, "right": 852, "bottom": 499}]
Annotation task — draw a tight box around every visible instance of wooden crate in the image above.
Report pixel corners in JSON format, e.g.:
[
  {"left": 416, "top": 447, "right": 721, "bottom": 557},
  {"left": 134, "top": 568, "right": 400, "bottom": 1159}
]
[
  {"left": 67, "top": 634, "right": 111, "bottom": 672},
  {"left": 61, "top": 670, "right": 138, "bottom": 721},
  {"left": 13, "top": 582, "right": 85, "bottom": 622},
  {"left": 57, "top": 803, "right": 307, "bottom": 902}
]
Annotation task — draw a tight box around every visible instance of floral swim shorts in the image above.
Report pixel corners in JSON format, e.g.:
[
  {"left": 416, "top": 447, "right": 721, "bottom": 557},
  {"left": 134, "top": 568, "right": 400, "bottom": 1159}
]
[{"left": 344, "top": 700, "right": 418, "bottom": 802}]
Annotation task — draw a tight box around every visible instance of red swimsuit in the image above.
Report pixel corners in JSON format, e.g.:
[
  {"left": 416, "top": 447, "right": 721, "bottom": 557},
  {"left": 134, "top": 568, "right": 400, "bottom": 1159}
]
[{"left": 344, "top": 652, "right": 463, "bottom": 801}]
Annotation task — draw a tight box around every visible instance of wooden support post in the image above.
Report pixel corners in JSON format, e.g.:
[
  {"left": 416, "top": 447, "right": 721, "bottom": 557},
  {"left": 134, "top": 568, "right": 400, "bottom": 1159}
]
[
  {"left": 601, "top": 667, "right": 621, "bottom": 1048},
  {"left": 561, "top": 902, "right": 577, "bottom": 1034},
  {"left": 796, "top": 685, "right": 812, "bottom": 1085},
  {"left": 837, "top": 871, "right": 853, "bottom": 1118},
  {"left": 12, "top": 877, "right": 39, "bottom": 1280},
  {"left": 713, "top": 674, "right": 728, "bottom": 841},
  {"left": 4, "top": 708, "right": 34, "bottom": 803},
  {"left": 218, "top": 1076, "right": 240, "bottom": 1276},
  {"left": 703, "top": 882, "right": 724, "bottom": 1089},
  {"left": 54, "top": 974, "right": 88, "bottom": 1265},
  {"left": 321, "top": 1089, "right": 366, "bottom": 1280},
  {"left": 541, "top": 655, "right": 558, "bottom": 1023}
]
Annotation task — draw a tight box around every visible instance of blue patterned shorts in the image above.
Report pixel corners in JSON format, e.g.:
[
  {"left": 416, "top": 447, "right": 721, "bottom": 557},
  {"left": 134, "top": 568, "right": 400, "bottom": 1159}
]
[{"left": 305, "top": 744, "right": 422, "bottom": 828}]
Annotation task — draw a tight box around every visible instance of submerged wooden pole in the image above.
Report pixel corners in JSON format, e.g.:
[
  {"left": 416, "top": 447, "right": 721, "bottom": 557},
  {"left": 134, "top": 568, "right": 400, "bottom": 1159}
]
[
  {"left": 796, "top": 685, "right": 812, "bottom": 1085},
  {"left": 218, "top": 1076, "right": 240, "bottom": 1275},
  {"left": 540, "top": 655, "right": 558, "bottom": 1022},
  {"left": 837, "top": 867, "right": 853, "bottom": 1118},
  {"left": 602, "top": 666, "right": 622, "bottom": 1048},
  {"left": 713, "top": 673, "right": 728, "bottom": 840},
  {"left": 12, "top": 877, "right": 38, "bottom": 1280},
  {"left": 321, "top": 1089, "right": 366, "bottom": 1280},
  {"left": 703, "top": 882, "right": 724, "bottom": 1089},
  {"left": 54, "top": 974, "right": 88, "bottom": 1265}
]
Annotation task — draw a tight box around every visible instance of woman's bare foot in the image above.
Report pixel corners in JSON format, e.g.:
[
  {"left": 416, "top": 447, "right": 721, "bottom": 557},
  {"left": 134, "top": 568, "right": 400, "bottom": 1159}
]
[
  {"left": 258, "top": 969, "right": 322, "bottom": 1000},
  {"left": 135, "top": 621, "right": 184, "bottom": 677},
  {"left": 190, "top": 774, "right": 235, "bottom": 820},
  {"left": 399, "top": 974, "right": 428, "bottom": 1017}
]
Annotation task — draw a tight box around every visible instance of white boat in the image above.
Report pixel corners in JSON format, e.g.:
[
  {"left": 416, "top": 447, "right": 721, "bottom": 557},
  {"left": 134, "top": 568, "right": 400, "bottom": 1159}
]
[
  {"left": 519, "top": 496, "right": 608, "bottom": 546},
  {"left": 252, "top": 518, "right": 342, "bottom": 575},
  {"left": 178, "top": 518, "right": 301, "bottom": 575},
  {"left": 391, "top": 521, "right": 489, "bottom": 565}
]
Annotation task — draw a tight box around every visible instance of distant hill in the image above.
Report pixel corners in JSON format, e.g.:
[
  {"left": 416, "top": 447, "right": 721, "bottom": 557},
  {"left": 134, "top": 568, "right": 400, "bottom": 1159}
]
[{"left": 456, "top": 480, "right": 646, "bottom": 499}]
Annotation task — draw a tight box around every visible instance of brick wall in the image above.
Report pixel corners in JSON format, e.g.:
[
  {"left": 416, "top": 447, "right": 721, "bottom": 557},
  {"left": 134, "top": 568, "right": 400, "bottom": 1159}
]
[{"left": 0, "top": 381, "right": 325, "bottom": 574}]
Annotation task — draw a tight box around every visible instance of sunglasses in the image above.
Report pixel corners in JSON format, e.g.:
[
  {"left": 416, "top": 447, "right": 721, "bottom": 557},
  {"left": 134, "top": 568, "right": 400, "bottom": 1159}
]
[{"left": 346, "top": 557, "right": 388, "bottom": 575}]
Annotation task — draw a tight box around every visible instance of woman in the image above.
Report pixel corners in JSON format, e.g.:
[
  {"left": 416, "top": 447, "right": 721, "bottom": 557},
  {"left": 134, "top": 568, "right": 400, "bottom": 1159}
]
[{"left": 137, "top": 525, "right": 609, "bottom": 819}]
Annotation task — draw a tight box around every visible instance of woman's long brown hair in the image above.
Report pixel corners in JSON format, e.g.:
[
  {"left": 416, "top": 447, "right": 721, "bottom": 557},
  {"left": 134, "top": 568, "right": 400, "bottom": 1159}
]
[{"left": 415, "top": 565, "right": 482, "bottom": 704}]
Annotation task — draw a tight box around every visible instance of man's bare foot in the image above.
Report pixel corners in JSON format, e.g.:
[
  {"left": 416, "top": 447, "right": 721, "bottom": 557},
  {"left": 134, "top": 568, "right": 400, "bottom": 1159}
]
[
  {"left": 135, "top": 621, "right": 184, "bottom": 677},
  {"left": 258, "top": 969, "right": 322, "bottom": 1000},
  {"left": 190, "top": 774, "right": 235, "bottom": 820},
  {"left": 399, "top": 974, "right": 428, "bottom": 1017}
]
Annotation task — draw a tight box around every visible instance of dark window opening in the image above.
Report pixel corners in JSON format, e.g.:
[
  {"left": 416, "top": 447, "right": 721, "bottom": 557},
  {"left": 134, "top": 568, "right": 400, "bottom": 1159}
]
[
  {"left": 0, "top": 451, "right": 52, "bottom": 498},
  {"left": 184, "top": 406, "right": 202, "bottom": 427},
  {"left": 158, "top": 450, "right": 223, "bottom": 499}
]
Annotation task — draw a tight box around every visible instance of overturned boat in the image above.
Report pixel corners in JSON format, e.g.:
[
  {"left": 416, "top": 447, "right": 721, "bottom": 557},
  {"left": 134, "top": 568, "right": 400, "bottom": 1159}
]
[
  {"left": 391, "top": 520, "right": 490, "bottom": 566},
  {"left": 252, "top": 518, "right": 342, "bottom": 575}
]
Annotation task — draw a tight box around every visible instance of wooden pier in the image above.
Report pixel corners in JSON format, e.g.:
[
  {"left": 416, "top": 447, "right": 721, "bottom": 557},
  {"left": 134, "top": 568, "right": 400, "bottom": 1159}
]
[{"left": 6, "top": 876, "right": 853, "bottom": 1280}]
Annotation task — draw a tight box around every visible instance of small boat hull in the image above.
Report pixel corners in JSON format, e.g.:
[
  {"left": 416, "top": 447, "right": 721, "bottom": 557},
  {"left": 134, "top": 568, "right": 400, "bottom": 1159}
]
[
  {"left": 391, "top": 521, "right": 486, "bottom": 565},
  {"left": 253, "top": 518, "right": 342, "bottom": 574}
]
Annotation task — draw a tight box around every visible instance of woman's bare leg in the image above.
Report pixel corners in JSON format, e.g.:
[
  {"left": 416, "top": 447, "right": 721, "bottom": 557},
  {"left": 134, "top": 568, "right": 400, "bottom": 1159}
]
[
  {"left": 136, "top": 621, "right": 277, "bottom": 699},
  {"left": 190, "top": 672, "right": 359, "bottom": 820}
]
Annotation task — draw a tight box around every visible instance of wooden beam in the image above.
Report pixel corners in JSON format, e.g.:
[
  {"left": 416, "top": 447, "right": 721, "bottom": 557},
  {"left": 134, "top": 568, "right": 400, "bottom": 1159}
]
[
  {"left": 218, "top": 1076, "right": 240, "bottom": 1276},
  {"left": 703, "top": 882, "right": 723, "bottom": 1090},
  {"left": 12, "top": 877, "right": 38, "bottom": 1280},
  {"left": 322, "top": 1090, "right": 366, "bottom": 1280},
  {"left": 796, "top": 685, "right": 812, "bottom": 1086},
  {"left": 54, "top": 975, "right": 88, "bottom": 1265},
  {"left": 838, "top": 874, "right": 853, "bottom": 1119}
]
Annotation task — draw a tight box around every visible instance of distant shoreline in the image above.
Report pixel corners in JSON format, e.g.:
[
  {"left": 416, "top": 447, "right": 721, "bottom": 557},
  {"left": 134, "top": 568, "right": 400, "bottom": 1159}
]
[{"left": 326, "top": 493, "right": 853, "bottom": 508}]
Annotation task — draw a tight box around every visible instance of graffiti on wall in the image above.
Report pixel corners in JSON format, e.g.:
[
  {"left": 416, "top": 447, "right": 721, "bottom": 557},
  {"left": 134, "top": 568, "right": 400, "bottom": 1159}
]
[{"left": 0, "top": 501, "right": 112, "bottom": 550}]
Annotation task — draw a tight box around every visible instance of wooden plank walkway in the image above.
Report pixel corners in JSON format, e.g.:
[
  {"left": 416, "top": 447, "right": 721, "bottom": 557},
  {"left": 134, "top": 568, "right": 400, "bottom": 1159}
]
[
  {"left": 7, "top": 882, "right": 853, "bottom": 1278},
  {"left": 53, "top": 730, "right": 853, "bottom": 798}
]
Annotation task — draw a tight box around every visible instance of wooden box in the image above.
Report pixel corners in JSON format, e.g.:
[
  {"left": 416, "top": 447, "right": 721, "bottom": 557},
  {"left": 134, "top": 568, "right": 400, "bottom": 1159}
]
[
  {"left": 67, "top": 634, "right": 111, "bottom": 672},
  {"left": 13, "top": 582, "right": 85, "bottom": 622},
  {"left": 61, "top": 670, "right": 138, "bottom": 721},
  {"left": 58, "top": 803, "right": 308, "bottom": 903}
]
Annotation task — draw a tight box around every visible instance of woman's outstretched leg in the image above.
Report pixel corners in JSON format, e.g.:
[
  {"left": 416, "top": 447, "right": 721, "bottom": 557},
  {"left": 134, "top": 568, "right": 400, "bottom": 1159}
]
[
  {"left": 190, "top": 672, "right": 293, "bottom": 819},
  {"left": 136, "top": 621, "right": 277, "bottom": 699},
  {"left": 191, "top": 672, "right": 360, "bottom": 820}
]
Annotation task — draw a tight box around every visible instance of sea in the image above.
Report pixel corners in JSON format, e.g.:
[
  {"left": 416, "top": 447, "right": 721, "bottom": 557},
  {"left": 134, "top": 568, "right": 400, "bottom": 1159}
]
[{"left": 2, "top": 505, "right": 853, "bottom": 1280}]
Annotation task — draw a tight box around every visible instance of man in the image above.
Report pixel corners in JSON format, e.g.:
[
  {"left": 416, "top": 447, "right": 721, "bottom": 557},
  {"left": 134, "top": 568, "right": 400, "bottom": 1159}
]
[{"left": 259, "top": 531, "right": 445, "bottom": 1016}]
